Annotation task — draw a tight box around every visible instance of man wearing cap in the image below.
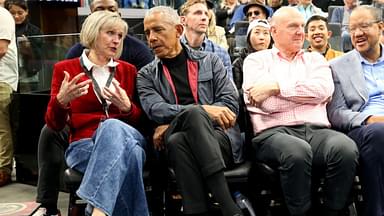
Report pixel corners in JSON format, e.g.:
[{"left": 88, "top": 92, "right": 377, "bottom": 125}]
[
  {"left": 305, "top": 15, "right": 343, "bottom": 61},
  {"left": 228, "top": 0, "right": 271, "bottom": 33},
  {"left": 180, "top": 0, "right": 234, "bottom": 80},
  {"left": 243, "top": 7, "right": 358, "bottom": 216}
]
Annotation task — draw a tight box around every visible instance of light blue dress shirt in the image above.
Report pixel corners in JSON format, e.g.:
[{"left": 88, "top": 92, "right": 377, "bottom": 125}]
[{"left": 359, "top": 45, "right": 384, "bottom": 115}]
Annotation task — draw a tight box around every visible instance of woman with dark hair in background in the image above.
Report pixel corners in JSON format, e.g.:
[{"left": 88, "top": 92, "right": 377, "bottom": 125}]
[
  {"left": 5, "top": 0, "right": 42, "bottom": 91},
  {"left": 232, "top": 19, "right": 271, "bottom": 91}
]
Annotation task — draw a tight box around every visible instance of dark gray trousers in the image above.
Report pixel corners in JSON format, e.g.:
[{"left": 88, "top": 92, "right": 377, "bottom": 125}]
[
  {"left": 36, "top": 125, "right": 69, "bottom": 206},
  {"left": 252, "top": 124, "right": 358, "bottom": 216},
  {"left": 348, "top": 123, "right": 384, "bottom": 216},
  {"left": 164, "top": 106, "right": 233, "bottom": 214}
]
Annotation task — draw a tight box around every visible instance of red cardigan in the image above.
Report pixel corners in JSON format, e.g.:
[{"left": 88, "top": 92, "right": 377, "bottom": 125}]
[{"left": 45, "top": 58, "right": 142, "bottom": 143}]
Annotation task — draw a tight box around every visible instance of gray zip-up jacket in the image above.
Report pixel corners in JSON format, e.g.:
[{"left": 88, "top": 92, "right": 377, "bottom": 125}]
[{"left": 137, "top": 45, "right": 244, "bottom": 163}]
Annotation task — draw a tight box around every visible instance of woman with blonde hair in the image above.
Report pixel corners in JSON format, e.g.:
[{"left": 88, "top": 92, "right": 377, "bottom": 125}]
[
  {"left": 45, "top": 11, "right": 148, "bottom": 216},
  {"left": 207, "top": 9, "right": 229, "bottom": 49}
]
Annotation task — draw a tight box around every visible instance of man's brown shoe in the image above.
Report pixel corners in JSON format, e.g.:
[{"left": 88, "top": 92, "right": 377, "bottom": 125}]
[{"left": 0, "top": 170, "right": 11, "bottom": 187}]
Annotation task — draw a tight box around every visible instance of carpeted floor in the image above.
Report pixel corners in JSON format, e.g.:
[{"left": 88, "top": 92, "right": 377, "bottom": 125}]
[
  {"left": 0, "top": 182, "right": 68, "bottom": 216},
  {"left": 0, "top": 202, "right": 40, "bottom": 216}
]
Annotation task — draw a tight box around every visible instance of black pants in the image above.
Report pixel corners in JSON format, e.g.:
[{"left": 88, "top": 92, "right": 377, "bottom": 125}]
[
  {"left": 348, "top": 123, "right": 384, "bottom": 216},
  {"left": 252, "top": 124, "right": 358, "bottom": 216},
  {"left": 164, "top": 106, "right": 233, "bottom": 214},
  {"left": 36, "top": 125, "right": 69, "bottom": 206}
]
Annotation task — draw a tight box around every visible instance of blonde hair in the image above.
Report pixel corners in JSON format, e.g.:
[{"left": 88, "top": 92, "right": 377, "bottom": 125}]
[
  {"left": 179, "top": 0, "right": 208, "bottom": 16},
  {"left": 207, "top": 9, "right": 217, "bottom": 35},
  {"left": 80, "top": 10, "right": 128, "bottom": 59}
]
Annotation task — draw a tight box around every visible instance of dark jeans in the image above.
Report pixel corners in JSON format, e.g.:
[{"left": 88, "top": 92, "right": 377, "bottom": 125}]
[
  {"left": 348, "top": 123, "right": 384, "bottom": 216},
  {"left": 36, "top": 125, "right": 69, "bottom": 206},
  {"left": 164, "top": 106, "right": 233, "bottom": 214},
  {"left": 252, "top": 124, "right": 358, "bottom": 216}
]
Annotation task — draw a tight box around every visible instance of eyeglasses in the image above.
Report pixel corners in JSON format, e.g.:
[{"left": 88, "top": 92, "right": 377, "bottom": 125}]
[
  {"left": 246, "top": 10, "right": 261, "bottom": 17},
  {"left": 348, "top": 20, "right": 381, "bottom": 34}
]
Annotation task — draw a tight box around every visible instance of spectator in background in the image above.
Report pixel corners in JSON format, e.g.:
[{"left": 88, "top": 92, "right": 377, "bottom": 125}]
[
  {"left": 180, "top": 0, "right": 233, "bottom": 79},
  {"left": 327, "top": 5, "right": 384, "bottom": 216},
  {"left": 295, "top": 0, "right": 327, "bottom": 21},
  {"left": 267, "top": 0, "right": 283, "bottom": 12},
  {"left": 35, "top": 0, "right": 154, "bottom": 215},
  {"left": 243, "top": 7, "right": 358, "bottom": 216},
  {"left": 373, "top": 0, "right": 384, "bottom": 8},
  {"left": 122, "top": 0, "right": 148, "bottom": 8},
  {"left": 283, "top": 0, "right": 298, "bottom": 6},
  {"left": 216, "top": 0, "right": 240, "bottom": 32},
  {"left": 372, "top": 0, "right": 384, "bottom": 45},
  {"left": 305, "top": 15, "right": 343, "bottom": 60},
  {"left": 329, "top": 0, "right": 359, "bottom": 52},
  {"left": 5, "top": 0, "right": 42, "bottom": 92},
  {"left": 0, "top": 6, "right": 17, "bottom": 188},
  {"left": 243, "top": 0, "right": 271, "bottom": 20},
  {"left": 312, "top": 0, "right": 344, "bottom": 12},
  {"left": 139, "top": 5, "right": 244, "bottom": 216},
  {"left": 208, "top": 8, "right": 229, "bottom": 49},
  {"left": 66, "top": 0, "right": 153, "bottom": 69},
  {"left": 228, "top": 0, "right": 270, "bottom": 33},
  {"left": 232, "top": 19, "right": 271, "bottom": 90}
]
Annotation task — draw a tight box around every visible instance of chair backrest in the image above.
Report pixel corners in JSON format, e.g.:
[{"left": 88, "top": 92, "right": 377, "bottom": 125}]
[
  {"left": 231, "top": 21, "right": 249, "bottom": 58},
  {"left": 234, "top": 21, "right": 249, "bottom": 44},
  {"left": 327, "top": 5, "right": 343, "bottom": 21},
  {"left": 328, "top": 22, "right": 342, "bottom": 51}
]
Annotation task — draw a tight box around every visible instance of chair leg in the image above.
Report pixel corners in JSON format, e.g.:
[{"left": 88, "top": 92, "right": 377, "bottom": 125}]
[
  {"left": 347, "top": 202, "right": 358, "bottom": 216},
  {"left": 68, "top": 191, "right": 86, "bottom": 216}
]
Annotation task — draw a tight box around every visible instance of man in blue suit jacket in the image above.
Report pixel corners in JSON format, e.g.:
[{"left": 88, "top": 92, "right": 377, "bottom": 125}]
[{"left": 327, "top": 5, "right": 384, "bottom": 216}]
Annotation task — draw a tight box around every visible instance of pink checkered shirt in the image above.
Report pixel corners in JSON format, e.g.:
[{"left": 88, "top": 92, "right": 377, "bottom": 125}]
[{"left": 242, "top": 47, "right": 333, "bottom": 134}]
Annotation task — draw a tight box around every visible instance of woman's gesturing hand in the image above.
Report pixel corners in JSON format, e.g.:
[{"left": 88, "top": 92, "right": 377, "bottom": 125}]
[
  {"left": 103, "top": 79, "right": 132, "bottom": 113},
  {"left": 56, "top": 71, "right": 92, "bottom": 107}
]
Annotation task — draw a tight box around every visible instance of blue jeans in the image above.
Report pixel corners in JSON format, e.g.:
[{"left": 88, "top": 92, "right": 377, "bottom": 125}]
[{"left": 65, "top": 119, "right": 149, "bottom": 216}]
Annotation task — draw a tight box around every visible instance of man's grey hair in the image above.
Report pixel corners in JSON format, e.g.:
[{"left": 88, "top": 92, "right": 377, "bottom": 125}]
[
  {"left": 352, "top": 5, "right": 382, "bottom": 21},
  {"left": 145, "top": 6, "right": 181, "bottom": 25}
]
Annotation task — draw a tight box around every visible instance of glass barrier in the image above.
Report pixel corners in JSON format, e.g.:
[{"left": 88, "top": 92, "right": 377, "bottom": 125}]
[{"left": 16, "top": 33, "right": 80, "bottom": 93}]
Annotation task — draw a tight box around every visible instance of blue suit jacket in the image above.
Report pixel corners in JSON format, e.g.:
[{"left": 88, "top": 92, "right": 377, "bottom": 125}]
[{"left": 327, "top": 50, "right": 371, "bottom": 132}]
